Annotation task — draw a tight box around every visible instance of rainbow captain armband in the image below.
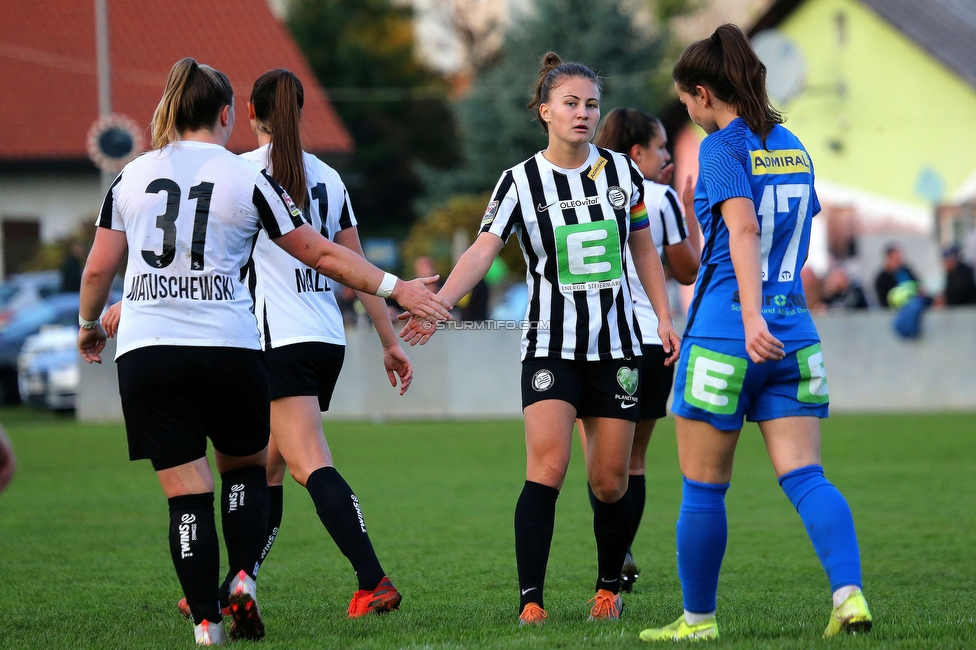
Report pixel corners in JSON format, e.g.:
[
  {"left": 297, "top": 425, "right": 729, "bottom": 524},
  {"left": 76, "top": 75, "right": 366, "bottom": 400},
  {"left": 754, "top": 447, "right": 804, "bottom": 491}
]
[{"left": 630, "top": 201, "right": 649, "bottom": 231}]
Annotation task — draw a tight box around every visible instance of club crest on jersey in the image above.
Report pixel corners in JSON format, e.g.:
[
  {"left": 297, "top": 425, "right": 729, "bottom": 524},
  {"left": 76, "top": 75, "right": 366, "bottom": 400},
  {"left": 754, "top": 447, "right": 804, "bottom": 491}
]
[
  {"left": 531, "top": 369, "right": 554, "bottom": 392},
  {"left": 616, "top": 367, "right": 638, "bottom": 396},
  {"left": 481, "top": 200, "right": 499, "bottom": 228},
  {"left": 281, "top": 191, "right": 302, "bottom": 218},
  {"left": 606, "top": 185, "right": 627, "bottom": 210}
]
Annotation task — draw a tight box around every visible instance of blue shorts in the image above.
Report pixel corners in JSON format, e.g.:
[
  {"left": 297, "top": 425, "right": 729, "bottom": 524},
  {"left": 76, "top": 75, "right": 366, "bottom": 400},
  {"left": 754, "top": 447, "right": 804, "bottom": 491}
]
[{"left": 672, "top": 336, "right": 829, "bottom": 431}]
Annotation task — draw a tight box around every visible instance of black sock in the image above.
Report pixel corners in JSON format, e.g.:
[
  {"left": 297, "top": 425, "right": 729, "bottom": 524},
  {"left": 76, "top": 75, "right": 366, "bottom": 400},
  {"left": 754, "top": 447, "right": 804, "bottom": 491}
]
[
  {"left": 220, "top": 465, "right": 270, "bottom": 582},
  {"left": 593, "top": 492, "right": 632, "bottom": 594},
  {"left": 306, "top": 467, "right": 384, "bottom": 591},
  {"left": 168, "top": 493, "right": 221, "bottom": 625},
  {"left": 628, "top": 474, "right": 646, "bottom": 549},
  {"left": 219, "top": 482, "right": 281, "bottom": 606},
  {"left": 515, "top": 480, "right": 559, "bottom": 612},
  {"left": 258, "top": 485, "right": 284, "bottom": 567},
  {"left": 586, "top": 481, "right": 599, "bottom": 513}
]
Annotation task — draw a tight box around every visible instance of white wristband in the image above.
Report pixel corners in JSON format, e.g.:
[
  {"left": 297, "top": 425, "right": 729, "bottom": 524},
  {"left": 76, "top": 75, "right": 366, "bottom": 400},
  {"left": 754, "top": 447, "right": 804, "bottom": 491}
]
[
  {"left": 375, "top": 272, "right": 398, "bottom": 299},
  {"left": 79, "top": 315, "right": 101, "bottom": 330}
]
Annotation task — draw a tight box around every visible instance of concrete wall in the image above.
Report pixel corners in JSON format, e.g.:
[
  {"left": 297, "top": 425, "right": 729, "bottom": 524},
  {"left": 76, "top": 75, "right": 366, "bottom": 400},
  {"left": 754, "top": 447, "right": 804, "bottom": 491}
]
[{"left": 78, "top": 308, "right": 976, "bottom": 422}]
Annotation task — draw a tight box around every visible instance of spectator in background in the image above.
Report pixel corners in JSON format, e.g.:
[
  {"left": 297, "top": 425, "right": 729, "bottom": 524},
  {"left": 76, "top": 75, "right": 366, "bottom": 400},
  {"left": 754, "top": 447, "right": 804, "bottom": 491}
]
[
  {"left": 0, "top": 424, "right": 15, "bottom": 495},
  {"left": 938, "top": 246, "right": 976, "bottom": 306},
  {"left": 60, "top": 242, "right": 85, "bottom": 292},
  {"left": 821, "top": 265, "right": 867, "bottom": 311},
  {"left": 874, "top": 244, "right": 919, "bottom": 308}
]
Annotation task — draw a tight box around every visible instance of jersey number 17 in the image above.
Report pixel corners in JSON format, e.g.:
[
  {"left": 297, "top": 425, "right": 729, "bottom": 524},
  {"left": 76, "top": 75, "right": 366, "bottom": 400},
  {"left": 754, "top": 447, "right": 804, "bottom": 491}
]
[{"left": 757, "top": 182, "right": 809, "bottom": 283}]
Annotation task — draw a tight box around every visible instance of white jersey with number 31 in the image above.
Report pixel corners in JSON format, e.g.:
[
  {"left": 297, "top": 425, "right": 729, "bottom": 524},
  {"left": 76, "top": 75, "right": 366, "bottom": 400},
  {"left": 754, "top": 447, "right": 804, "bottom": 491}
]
[{"left": 97, "top": 141, "right": 305, "bottom": 358}]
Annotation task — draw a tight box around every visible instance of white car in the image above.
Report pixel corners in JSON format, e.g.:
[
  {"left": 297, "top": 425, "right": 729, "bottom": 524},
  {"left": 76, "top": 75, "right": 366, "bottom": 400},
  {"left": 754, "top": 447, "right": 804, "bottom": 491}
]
[{"left": 17, "top": 325, "right": 79, "bottom": 411}]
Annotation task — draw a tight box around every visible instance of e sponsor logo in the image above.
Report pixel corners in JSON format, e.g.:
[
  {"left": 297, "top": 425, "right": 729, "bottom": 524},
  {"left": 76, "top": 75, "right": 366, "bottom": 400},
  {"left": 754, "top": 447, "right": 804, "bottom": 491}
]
[
  {"left": 554, "top": 221, "right": 622, "bottom": 291},
  {"left": 683, "top": 345, "right": 748, "bottom": 415}
]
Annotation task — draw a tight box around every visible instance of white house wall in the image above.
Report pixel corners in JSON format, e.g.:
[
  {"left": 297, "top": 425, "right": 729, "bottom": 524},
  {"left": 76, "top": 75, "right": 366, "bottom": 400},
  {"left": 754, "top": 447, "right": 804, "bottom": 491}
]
[{"left": 0, "top": 171, "right": 101, "bottom": 242}]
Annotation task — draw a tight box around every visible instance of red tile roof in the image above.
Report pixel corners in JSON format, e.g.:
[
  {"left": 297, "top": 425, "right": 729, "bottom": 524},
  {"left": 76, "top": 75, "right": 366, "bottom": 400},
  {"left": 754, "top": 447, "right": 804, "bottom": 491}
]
[{"left": 0, "top": 0, "right": 352, "bottom": 163}]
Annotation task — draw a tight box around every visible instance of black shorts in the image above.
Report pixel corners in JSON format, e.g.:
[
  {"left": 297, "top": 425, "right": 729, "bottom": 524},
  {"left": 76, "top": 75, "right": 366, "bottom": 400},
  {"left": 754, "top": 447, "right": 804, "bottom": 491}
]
[
  {"left": 117, "top": 346, "right": 271, "bottom": 471},
  {"left": 264, "top": 341, "right": 344, "bottom": 411},
  {"left": 521, "top": 356, "right": 642, "bottom": 422},
  {"left": 638, "top": 344, "right": 676, "bottom": 421}
]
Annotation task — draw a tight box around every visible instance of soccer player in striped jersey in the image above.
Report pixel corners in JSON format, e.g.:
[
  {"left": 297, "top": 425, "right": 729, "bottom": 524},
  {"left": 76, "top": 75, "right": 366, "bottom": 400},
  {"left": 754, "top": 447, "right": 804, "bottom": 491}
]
[
  {"left": 77, "top": 58, "right": 449, "bottom": 646},
  {"left": 239, "top": 68, "right": 406, "bottom": 618},
  {"left": 638, "top": 25, "right": 871, "bottom": 642},
  {"left": 579, "top": 108, "right": 701, "bottom": 592},
  {"left": 401, "top": 53, "right": 680, "bottom": 624}
]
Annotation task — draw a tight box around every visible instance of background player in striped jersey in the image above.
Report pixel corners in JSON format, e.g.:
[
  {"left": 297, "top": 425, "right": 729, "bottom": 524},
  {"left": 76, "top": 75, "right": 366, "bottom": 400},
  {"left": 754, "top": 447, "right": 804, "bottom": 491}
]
[
  {"left": 639, "top": 25, "right": 871, "bottom": 642},
  {"left": 239, "top": 68, "right": 406, "bottom": 618},
  {"left": 401, "top": 53, "right": 680, "bottom": 625},
  {"left": 79, "top": 58, "right": 449, "bottom": 646},
  {"left": 579, "top": 108, "right": 701, "bottom": 591}
]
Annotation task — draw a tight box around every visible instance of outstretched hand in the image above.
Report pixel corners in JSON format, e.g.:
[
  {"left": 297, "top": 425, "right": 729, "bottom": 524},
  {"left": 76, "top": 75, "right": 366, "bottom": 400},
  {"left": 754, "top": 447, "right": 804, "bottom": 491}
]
[
  {"left": 383, "top": 344, "right": 413, "bottom": 395},
  {"left": 398, "top": 315, "right": 438, "bottom": 346},
  {"left": 393, "top": 275, "right": 452, "bottom": 322}
]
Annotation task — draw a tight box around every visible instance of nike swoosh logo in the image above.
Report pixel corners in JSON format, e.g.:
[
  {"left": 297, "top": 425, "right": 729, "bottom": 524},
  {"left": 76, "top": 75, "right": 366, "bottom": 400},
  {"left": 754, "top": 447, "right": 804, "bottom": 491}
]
[
  {"left": 521, "top": 587, "right": 537, "bottom": 595},
  {"left": 621, "top": 402, "right": 637, "bottom": 409},
  {"left": 537, "top": 201, "right": 558, "bottom": 212}
]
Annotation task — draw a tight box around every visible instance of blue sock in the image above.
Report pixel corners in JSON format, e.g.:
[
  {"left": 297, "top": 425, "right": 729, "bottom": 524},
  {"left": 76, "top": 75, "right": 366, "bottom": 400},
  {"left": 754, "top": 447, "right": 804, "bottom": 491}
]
[
  {"left": 778, "top": 465, "right": 862, "bottom": 592},
  {"left": 677, "top": 477, "right": 729, "bottom": 614}
]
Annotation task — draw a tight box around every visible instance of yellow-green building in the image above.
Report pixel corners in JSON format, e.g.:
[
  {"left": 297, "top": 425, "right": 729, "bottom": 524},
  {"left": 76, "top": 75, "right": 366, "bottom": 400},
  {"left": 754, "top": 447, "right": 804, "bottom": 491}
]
[{"left": 670, "top": 0, "right": 976, "bottom": 239}]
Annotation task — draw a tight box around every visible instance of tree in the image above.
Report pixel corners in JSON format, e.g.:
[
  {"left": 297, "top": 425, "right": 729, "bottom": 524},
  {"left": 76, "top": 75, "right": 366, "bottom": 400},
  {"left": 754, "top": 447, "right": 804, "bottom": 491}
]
[
  {"left": 288, "top": 0, "right": 461, "bottom": 239},
  {"left": 425, "top": 0, "right": 676, "bottom": 202}
]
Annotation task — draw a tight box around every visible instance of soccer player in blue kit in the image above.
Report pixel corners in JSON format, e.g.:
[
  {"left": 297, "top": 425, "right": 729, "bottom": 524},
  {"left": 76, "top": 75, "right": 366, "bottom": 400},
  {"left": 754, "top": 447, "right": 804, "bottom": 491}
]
[{"left": 639, "top": 24, "right": 872, "bottom": 642}]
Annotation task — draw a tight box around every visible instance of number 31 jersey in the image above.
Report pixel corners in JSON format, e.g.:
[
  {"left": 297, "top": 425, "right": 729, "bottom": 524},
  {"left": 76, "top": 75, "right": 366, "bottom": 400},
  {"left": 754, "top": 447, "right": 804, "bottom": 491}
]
[
  {"left": 685, "top": 118, "right": 821, "bottom": 342},
  {"left": 97, "top": 141, "right": 305, "bottom": 357}
]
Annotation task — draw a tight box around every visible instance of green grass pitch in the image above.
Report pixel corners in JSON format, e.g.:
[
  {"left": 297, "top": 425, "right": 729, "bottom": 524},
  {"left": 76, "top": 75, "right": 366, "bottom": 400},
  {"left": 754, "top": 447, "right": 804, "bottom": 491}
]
[{"left": 0, "top": 407, "right": 973, "bottom": 649}]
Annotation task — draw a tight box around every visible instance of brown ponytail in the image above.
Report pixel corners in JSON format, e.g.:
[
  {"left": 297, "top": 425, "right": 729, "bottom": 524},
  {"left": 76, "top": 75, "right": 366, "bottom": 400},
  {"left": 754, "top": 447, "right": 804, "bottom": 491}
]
[
  {"left": 527, "top": 52, "right": 602, "bottom": 133},
  {"left": 250, "top": 69, "right": 307, "bottom": 212},
  {"left": 593, "top": 108, "right": 662, "bottom": 155},
  {"left": 151, "top": 57, "right": 233, "bottom": 149},
  {"left": 673, "top": 23, "right": 782, "bottom": 143}
]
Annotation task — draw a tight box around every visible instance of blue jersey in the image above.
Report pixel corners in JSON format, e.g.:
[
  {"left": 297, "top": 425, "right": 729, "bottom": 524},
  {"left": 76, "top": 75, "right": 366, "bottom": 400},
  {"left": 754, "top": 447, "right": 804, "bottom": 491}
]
[{"left": 684, "top": 119, "right": 821, "bottom": 341}]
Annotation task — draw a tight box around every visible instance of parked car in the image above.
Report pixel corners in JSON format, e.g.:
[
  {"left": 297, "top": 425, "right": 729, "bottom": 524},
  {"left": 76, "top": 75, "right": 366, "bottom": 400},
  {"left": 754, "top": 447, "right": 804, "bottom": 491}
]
[
  {"left": 18, "top": 325, "right": 79, "bottom": 411},
  {"left": 0, "top": 293, "right": 84, "bottom": 404},
  {"left": 0, "top": 271, "right": 63, "bottom": 328}
]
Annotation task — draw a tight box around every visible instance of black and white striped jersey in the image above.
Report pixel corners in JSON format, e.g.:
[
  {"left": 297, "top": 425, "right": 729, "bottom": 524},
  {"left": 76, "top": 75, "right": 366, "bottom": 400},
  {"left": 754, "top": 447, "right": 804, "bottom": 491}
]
[
  {"left": 479, "top": 144, "right": 649, "bottom": 361},
  {"left": 628, "top": 181, "right": 689, "bottom": 345},
  {"left": 97, "top": 141, "right": 305, "bottom": 358},
  {"left": 240, "top": 145, "right": 357, "bottom": 349}
]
